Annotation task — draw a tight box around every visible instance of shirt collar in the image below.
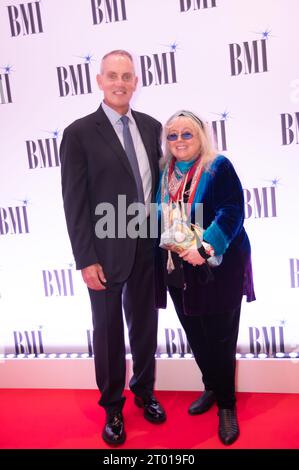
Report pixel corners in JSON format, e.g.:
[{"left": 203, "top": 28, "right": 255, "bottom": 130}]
[{"left": 101, "top": 101, "right": 134, "bottom": 126}]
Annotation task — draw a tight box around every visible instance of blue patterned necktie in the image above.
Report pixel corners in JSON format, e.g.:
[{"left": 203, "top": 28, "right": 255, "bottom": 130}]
[{"left": 120, "top": 115, "right": 145, "bottom": 203}]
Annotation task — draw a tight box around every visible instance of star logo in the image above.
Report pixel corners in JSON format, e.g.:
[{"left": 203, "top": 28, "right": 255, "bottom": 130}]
[
  {"left": 212, "top": 109, "right": 231, "bottom": 121},
  {"left": 263, "top": 177, "right": 281, "bottom": 188},
  {"left": 50, "top": 128, "right": 60, "bottom": 139},
  {"left": 16, "top": 197, "right": 30, "bottom": 206},
  {"left": 1, "top": 64, "right": 13, "bottom": 74},
  {"left": 161, "top": 42, "right": 179, "bottom": 52},
  {"left": 254, "top": 28, "right": 274, "bottom": 40},
  {"left": 76, "top": 53, "right": 94, "bottom": 64}
]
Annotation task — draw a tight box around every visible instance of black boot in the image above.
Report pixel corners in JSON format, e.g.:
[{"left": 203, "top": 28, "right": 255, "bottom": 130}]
[
  {"left": 188, "top": 390, "right": 216, "bottom": 415},
  {"left": 218, "top": 408, "right": 239, "bottom": 445}
]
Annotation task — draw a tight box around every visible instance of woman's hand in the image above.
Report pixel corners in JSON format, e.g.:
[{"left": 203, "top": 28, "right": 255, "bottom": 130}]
[{"left": 179, "top": 248, "right": 206, "bottom": 266}]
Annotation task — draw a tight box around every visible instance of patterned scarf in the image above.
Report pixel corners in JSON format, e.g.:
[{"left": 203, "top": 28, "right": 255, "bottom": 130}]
[
  {"left": 159, "top": 156, "right": 204, "bottom": 273},
  {"left": 161, "top": 156, "right": 203, "bottom": 212}
]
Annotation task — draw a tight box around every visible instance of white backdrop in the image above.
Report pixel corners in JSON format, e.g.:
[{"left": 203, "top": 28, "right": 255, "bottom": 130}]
[{"left": 1, "top": 0, "right": 299, "bottom": 361}]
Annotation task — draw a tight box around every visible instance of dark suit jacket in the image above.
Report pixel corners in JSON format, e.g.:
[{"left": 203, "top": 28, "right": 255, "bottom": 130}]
[{"left": 60, "top": 104, "right": 161, "bottom": 282}]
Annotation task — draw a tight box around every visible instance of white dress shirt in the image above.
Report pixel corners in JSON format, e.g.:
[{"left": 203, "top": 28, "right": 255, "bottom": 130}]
[{"left": 102, "top": 101, "right": 152, "bottom": 215}]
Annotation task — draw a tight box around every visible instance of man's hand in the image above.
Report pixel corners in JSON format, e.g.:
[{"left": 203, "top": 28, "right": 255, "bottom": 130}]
[{"left": 81, "top": 263, "right": 107, "bottom": 290}]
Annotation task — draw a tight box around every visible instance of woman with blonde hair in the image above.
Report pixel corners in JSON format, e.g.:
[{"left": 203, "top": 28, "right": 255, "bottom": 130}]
[{"left": 156, "top": 110, "right": 255, "bottom": 445}]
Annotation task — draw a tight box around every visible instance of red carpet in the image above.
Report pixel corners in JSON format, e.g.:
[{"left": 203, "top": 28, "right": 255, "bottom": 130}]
[{"left": 0, "top": 389, "right": 298, "bottom": 449}]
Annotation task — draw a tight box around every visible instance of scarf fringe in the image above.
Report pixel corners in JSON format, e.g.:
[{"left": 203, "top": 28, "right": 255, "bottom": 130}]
[{"left": 167, "top": 250, "right": 175, "bottom": 273}]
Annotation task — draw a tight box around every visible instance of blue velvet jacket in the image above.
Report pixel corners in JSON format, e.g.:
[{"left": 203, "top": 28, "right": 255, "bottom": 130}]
[{"left": 155, "top": 155, "right": 255, "bottom": 315}]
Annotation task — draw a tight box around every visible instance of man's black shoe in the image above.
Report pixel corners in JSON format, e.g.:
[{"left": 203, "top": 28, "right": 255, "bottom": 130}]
[
  {"left": 218, "top": 408, "right": 239, "bottom": 445},
  {"left": 188, "top": 390, "right": 216, "bottom": 415},
  {"left": 134, "top": 395, "right": 166, "bottom": 423},
  {"left": 102, "top": 410, "right": 126, "bottom": 446}
]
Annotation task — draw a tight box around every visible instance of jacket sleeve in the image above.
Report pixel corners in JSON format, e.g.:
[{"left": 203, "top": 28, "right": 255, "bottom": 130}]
[
  {"left": 60, "top": 127, "right": 98, "bottom": 270},
  {"left": 203, "top": 157, "right": 245, "bottom": 256}
]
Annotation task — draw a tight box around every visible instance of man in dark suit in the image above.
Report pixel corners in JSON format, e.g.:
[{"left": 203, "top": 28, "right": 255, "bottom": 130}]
[{"left": 60, "top": 50, "right": 166, "bottom": 446}]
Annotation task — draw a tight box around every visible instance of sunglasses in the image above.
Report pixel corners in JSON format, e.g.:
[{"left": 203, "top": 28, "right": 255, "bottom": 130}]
[{"left": 166, "top": 132, "right": 194, "bottom": 141}]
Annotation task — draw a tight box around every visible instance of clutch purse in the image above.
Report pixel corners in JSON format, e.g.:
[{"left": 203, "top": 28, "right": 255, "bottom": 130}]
[
  {"left": 159, "top": 204, "right": 222, "bottom": 268},
  {"left": 160, "top": 218, "right": 202, "bottom": 254}
]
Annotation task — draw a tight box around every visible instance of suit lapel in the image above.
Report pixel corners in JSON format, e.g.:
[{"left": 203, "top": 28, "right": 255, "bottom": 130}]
[
  {"left": 94, "top": 105, "right": 158, "bottom": 193},
  {"left": 95, "top": 105, "right": 135, "bottom": 179}
]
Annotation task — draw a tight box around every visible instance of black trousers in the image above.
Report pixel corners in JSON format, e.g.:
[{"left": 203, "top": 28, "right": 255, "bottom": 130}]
[
  {"left": 88, "top": 236, "right": 158, "bottom": 412},
  {"left": 168, "top": 286, "right": 241, "bottom": 409}
]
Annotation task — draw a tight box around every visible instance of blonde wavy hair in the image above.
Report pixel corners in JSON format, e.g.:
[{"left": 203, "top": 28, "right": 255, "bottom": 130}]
[{"left": 160, "top": 110, "right": 217, "bottom": 170}]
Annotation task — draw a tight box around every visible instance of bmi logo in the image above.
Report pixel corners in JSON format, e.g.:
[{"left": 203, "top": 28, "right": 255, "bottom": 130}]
[
  {"left": 0, "top": 67, "right": 12, "bottom": 104},
  {"left": 91, "top": 0, "right": 127, "bottom": 24},
  {"left": 180, "top": 0, "right": 217, "bottom": 12},
  {"left": 86, "top": 330, "right": 94, "bottom": 357},
  {"left": 0, "top": 204, "right": 30, "bottom": 235},
  {"left": 7, "top": 1, "right": 43, "bottom": 37},
  {"left": 162, "top": 328, "right": 192, "bottom": 357},
  {"left": 229, "top": 38, "right": 268, "bottom": 76},
  {"left": 210, "top": 112, "right": 230, "bottom": 151},
  {"left": 26, "top": 129, "right": 60, "bottom": 169},
  {"left": 249, "top": 326, "right": 284, "bottom": 356},
  {"left": 14, "top": 329, "right": 44, "bottom": 355},
  {"left": 140, "top": 51, "right": 177, "bottom": 87},
  {"left": 280, "top": 112, "right": 299, "bottom": 145},
  {"left": 290, "top": 259, "right": 299, "bottom": 288},
  {"left": 243, "top": 186, "right": 277, "bottom": 219},
  {"left": 57, "top": 59, "right": 92, "bottom": 97},
  {"left": 42, "top": 268, "right": 75, "bottom": 296}
]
